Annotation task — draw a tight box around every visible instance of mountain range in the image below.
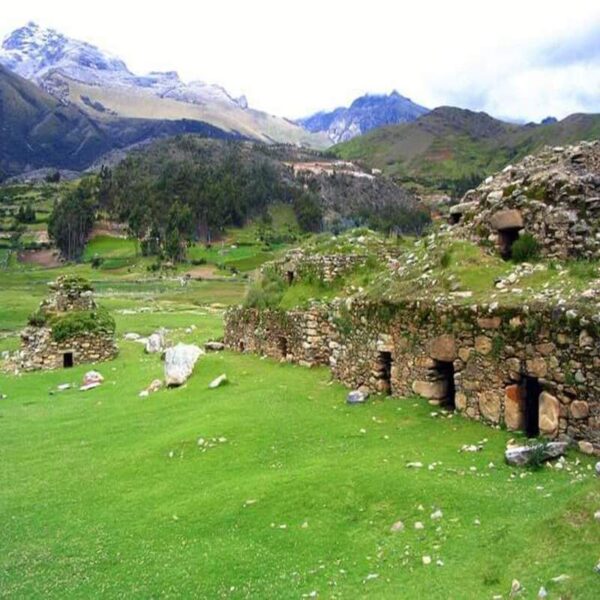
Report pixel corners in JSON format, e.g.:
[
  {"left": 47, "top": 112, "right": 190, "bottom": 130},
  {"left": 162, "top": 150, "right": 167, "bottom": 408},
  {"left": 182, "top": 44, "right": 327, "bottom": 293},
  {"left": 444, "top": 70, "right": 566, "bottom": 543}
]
[
  {"left": 0, "top": 22, "right": 327, "bottom": 149},
  {"left": 1, "top": 22, "right": 600, "bottom": 189},
  {"left": 333, "top": 106, "right": 600, "bottom": 195},
  {"left": 298, "top": 91, "right": 429, "bottom": 144}
]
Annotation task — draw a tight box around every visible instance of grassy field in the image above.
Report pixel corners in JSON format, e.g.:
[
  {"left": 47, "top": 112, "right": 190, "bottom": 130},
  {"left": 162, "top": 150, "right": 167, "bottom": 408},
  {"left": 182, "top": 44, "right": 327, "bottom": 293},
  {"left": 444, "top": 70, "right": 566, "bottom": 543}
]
[
  {"left": 1, "top": 225, "right": 600, "bottom": 598},
  {"left": 1, "top": 333, "right": 599, "bottom": 598}
]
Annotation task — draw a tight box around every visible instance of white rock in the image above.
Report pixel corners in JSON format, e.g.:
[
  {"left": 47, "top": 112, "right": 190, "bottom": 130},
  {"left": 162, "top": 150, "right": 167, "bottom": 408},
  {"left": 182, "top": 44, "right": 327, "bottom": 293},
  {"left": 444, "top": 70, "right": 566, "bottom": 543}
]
[
  {"left": 430, "top": 509, "right": 443, "bottom": 520},
  {"left": 124, "top": 332, "right": 141, "bottom": 341},
  {"left": 414, "top": 521, "right": 424, "bottom": 530},
  {"left": 390, "top": 520, "right": 404, "bottom": 533},
  {"left": 82, "top": 370, "right": 103, "bottom": 386},
  {"left": 164, "top": 343, "right": 203, "bottom": 386},
  {"left": 422, "top": 556, "right": 431, "bottom": 565},
  {"left": 209, "top": 374, "right": 228, "bottom": 389},
  {"left": 145, "top": 331, "right": 165, "bottom": 354}
]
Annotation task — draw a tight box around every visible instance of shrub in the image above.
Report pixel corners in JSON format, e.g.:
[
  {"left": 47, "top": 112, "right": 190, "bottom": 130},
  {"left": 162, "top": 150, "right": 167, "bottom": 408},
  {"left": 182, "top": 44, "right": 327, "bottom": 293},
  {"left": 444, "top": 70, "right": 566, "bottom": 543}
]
[
  {"left": 244, "top": 268, "right": 285, "bottom": 309},
  {"left": 511, "top": 233, "right": 540, "bottom": 263},
  {"left": 439, "top": 249, "right": 452, "bottom": 269},
  {"left": 50, "top": 307, "right": 116, "bottom": 343},
  {"left": 28, "top": 309, "right": 47, "bottom": 327}
]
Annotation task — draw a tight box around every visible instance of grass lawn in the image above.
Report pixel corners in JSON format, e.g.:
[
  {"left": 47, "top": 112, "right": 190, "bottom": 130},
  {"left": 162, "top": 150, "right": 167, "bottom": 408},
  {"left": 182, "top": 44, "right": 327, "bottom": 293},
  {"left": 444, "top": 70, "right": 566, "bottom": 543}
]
[{"left": 1, "top": 332, "right": 598, "bottom": 598}]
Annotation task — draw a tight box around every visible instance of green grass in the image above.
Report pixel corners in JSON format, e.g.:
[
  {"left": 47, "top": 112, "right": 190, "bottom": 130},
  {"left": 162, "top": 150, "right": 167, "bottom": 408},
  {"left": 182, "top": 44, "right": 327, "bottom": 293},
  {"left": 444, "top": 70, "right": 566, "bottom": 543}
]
[{"left": 1, "top": 340, "right": 598, "bottom": 598}]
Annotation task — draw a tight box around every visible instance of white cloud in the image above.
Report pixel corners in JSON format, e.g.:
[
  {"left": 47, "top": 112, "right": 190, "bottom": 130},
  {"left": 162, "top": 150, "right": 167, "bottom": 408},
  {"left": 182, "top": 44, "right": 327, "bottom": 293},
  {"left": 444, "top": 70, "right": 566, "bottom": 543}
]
[{"left": 1, "top": 0, "right": 600, "bottom": 120}]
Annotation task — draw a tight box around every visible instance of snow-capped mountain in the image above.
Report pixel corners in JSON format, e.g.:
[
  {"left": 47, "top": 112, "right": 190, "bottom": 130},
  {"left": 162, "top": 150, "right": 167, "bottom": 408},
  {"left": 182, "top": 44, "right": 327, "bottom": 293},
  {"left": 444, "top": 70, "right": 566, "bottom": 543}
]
[
  {"left": 0, "top": 22, "right": 245, "bottom": 108},
  {"left": 0, "top": 22, "right": 326, "bottom": 147},
  {"left": 298, "top": 91, "right": 429, "bottom": 144}
]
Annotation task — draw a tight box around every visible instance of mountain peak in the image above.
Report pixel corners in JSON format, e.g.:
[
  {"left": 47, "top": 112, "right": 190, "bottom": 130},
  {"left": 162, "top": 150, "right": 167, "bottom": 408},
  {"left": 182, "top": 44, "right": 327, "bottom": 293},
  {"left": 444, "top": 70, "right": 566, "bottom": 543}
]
[{"left": 299, "top": 91, "right": 429, "bottom": 143}]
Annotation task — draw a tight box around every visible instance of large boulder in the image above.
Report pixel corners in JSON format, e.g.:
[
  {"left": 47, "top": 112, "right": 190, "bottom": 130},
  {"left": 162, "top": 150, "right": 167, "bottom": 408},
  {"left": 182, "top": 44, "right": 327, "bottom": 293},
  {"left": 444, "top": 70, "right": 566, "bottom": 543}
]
[
  {"left": 505, "top": 442, "right": 567, "bottom": 467},
  {"left": 164, "top": 343, "right": 203, "bottom": 386},
  {"left": 146, "top": 331, "right": 165, "bottom": 354},
  {"left": 412, "top": 380, "right": 447, "bottom": 400},
  {"left": 347, "top": 389, "right": 369, "bottom": 404}
]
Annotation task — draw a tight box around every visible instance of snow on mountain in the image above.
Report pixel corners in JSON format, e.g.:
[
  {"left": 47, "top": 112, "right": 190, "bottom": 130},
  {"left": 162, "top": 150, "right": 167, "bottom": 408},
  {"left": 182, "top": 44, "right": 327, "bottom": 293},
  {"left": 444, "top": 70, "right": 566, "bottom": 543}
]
[
  {"left": 0, "top": 22, "right": 247, "bottom": 109},
  {"left": 298, "top": 91, "right": 430, "bottom": 144}
]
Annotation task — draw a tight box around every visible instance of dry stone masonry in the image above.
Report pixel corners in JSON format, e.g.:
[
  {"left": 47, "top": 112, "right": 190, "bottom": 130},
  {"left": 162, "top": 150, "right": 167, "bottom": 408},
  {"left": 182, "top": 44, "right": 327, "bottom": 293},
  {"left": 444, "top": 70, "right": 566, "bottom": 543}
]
[
  {"left": 12, "top": 276, "right": 117, "bottom": 371},
  {"left": 225, "top": 300, "right": 600, "bottom": 449},
  {"left": 450, "top": 141, "right": 600, "bottom": 260}
]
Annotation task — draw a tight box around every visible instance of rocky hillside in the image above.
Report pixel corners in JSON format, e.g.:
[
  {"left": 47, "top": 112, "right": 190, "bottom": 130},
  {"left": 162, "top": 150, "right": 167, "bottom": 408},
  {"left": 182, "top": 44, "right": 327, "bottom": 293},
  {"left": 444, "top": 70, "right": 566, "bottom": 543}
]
[
  {"left": 0, "top": 22, "right": 327, "bottom": 148},
  {"left": 333, "top": 107, "right": 600, "bottom": 196},
  {"left": 298, "top": 91, "right": 428, "bottom": 144}
]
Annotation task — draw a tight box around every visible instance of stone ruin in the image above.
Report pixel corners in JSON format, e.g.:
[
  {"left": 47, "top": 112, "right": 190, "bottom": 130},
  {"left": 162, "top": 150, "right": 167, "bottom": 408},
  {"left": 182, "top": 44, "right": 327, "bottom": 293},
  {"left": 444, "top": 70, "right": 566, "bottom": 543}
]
[
  {"left": 13, "top": 276, "right": 118, "bottom": 371},
  {"left": 225, "top": 300, "right": 600, "bottom": 451},
  {"left": 224, "top": 141, "right": 600, "bottom": 452},
  {"left": 449, "top": 141, "right": 600, "bottom": 260}
]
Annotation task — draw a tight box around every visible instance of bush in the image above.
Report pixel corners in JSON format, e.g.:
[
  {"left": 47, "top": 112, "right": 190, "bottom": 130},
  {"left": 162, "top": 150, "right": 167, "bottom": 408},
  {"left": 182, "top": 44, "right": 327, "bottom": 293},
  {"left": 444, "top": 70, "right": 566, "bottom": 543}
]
[
  {"left": 511, "top": 233, "right": 540, "bottom": 263},
  {"left": 50, "top": 308, "right": 116, "bottom": 343},
  {"left": 244, "top": 268, "right": 285, "bottom": 309},
  {"left": 28, "top": 309, "right": 47, "bottom": 327},
  {"left": 439, "top": 250, "right": 452, "bottom": 269},
  {"left": 91, "top": 255, "right": 104, "bottom": 269}
]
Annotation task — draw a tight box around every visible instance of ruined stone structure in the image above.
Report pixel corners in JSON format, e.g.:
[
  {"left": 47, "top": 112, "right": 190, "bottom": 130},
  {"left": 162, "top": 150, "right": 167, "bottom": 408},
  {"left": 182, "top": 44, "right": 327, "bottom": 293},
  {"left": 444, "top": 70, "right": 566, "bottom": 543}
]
[
  {"left": 273, "top": 249, "right": 369, "bottom": 283},
  {"left": 225, "top": 301, "right": 600, "bottom": 449},
  {"left": 14, "top": 276, "right": 117, "bottom": 371},
  {"left": 450, "top": 141, "right": 600, "bottom": 260}
]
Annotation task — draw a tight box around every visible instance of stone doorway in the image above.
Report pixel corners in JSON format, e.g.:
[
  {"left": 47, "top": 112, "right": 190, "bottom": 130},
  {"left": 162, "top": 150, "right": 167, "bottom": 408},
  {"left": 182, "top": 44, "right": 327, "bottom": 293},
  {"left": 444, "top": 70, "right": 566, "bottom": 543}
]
[
  {"left": 434, "top": 360, "right": 456, "bottom": 409},
  {"left": 63, "top": 351, "right": 74, "bottom": 368},
  {"left": 278, "top": 336, "right": 288, "bottom": 359},
  {"left": 286, "top": 271, "right": 295, "bottom": 284},
  {"left": 377, "top": 351, "right": 393, "bottom": 395},
  {"left": 238, "top": 340, "right": 245, "bottom": 352},
  {"left": 498, "top": 228, "right": 521, "bottom": 259},
  {"left": 522, "top": 375, "right": 541, "bottom": 437}
]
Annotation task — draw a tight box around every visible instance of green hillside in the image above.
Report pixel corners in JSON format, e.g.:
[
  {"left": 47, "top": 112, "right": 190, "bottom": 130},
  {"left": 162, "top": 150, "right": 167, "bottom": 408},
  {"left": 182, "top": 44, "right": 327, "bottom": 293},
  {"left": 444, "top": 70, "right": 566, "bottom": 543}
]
[{"left": 333, "top": 107, "right": 600, "bottom": 195}]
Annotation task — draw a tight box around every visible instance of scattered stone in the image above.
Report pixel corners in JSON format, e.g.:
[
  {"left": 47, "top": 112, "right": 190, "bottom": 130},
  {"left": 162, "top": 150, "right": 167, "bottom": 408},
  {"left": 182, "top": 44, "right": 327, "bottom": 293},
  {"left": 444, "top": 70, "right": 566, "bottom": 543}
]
[
  {"left": 80, "top": 382, "right": 101, "bottom": 392},
  {"left": 579, "top": 440, "right": 595, "bottom": 455},
  {"left": 145, "top": 331, "right": 165, "bottom": 354},
  {"left": 550, "top": 574, "right": 570, "bottom": 583},
  {"left": 209, "top": 374, "right": 228, "bottom": 389},
  {"left": 364, "top": 573, "right": 379, "bottom": 581},
  {"left": 596, "top": 462, "right": 600, "bottom": 476},
  {"left": 414, "top": 521, "right": 424, "bottom": 530},
  {"left": 124, "top": 332, "right": 141, "bottom": 341},
  {"left": 347, "top": 389, "right": 369, "bottom": 404},
  {"left": 164, "top": 343, "right": 203, "bottom": 386},
  {"left": 139, "top": 390, "right": 149, "bottom": 398},
  {"left": 204, "top": 341, "right": 225, "bottom": 352},
  {"left": 510, "top": 579, "right": 521, "bottom": 595},
  {"left": 505, "top": 442, "right": 567, "bottom": 467},
  {"left": 430, "top": 509, "right": 443, "bottom": 520},
  {"left": 406, "top": 462, "right": 423, "bottom": 468},
  {"left": 390, "top": 520, "right": 404, "bottom": 533},
  {"left": 57, "top": 383, "right": 71, "bottom": 391},
  {"left": 83, "top": 370, "right": 104, "bottom": 386},
  {"left": 537, "top": 586, "right": 548, "bottom": 599},
  {"left": 422, "top": 556, "right": 431, "bottom": 565}
]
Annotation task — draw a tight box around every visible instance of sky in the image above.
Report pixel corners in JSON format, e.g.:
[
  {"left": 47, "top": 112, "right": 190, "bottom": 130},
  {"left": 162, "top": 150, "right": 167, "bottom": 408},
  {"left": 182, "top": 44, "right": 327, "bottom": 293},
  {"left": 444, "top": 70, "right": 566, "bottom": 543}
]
[{"left": 1, "top": 0, "right": 600, "bottom": 121}]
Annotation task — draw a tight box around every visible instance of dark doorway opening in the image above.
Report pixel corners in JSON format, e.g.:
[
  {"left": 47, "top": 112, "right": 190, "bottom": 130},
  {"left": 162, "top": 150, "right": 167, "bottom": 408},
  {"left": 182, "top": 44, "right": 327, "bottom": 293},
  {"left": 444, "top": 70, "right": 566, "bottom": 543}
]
[
  {"left": 63, "top": 352, "right": 74, "bottom": 368},
  {"left": 286, "top": 271, "right": 295, "bottom": 284},
  {"left": 378, "top": 351, "right": 393, "bottom": 394},
  {"left": 449, "top": 212, "right": 462, "bottom": 225},
  {"left": 238, "top": 340, "right": 245, "bottom": 352},
  {"left": 434, "top": 360, "right": 456, "bottom": 409},
  {"left": 498, "top": 227, "right": 521, "bottom": 259},
  {"left": 522, "top": 375, "right": 541, "bottom": 437},
  {"left": 278, "top": 336, "right": 288, "bottom": 359}
]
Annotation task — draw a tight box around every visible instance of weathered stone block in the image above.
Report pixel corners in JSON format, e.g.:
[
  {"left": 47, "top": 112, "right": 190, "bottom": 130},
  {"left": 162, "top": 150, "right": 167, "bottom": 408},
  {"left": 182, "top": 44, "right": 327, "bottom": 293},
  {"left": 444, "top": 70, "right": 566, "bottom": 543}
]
[
  {"left": 504, "top": 384, "right": 525, "bottom": 431},
  {"left": 428, "top": 335, "right": 456, "bottom": 362},
  {"left": 539, "top": 391, "right": 560, "bottom": 436},
  {"left": 474, "top": 336, "right": 492, "bottom": 355},
  {"left": 412, "top": 380, "right": 448, "bottom": 399},
  {"left": 490, "top": 209, "right": 524, "bottom": 231},
  {"left": 570, "top": 400, "right": 589, "bottom": 419}
]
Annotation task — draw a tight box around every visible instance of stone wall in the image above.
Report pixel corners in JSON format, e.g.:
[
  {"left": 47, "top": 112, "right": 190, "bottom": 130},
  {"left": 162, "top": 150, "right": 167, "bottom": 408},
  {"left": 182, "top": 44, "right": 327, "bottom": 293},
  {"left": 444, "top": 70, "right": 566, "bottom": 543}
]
[
  {"left": 225, "top": 301, "right": 600, "bottom": 448},
  {"left": 450, "top": 141, "right": 600, "bottom": 260},
  {"left": 16, "top": 327, "right": 118, "bottom": 371},
  {"left": 274, "top": 250, "right": 368, "bottom": 283}
]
